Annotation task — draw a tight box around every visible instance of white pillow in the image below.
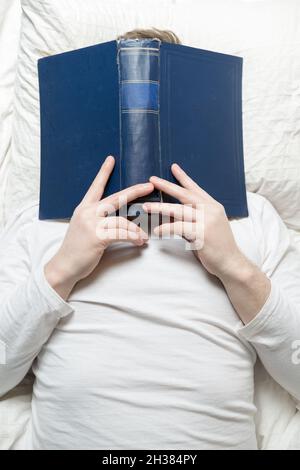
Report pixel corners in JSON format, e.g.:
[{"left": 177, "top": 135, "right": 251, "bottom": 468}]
[
  {"left": 3, "top": 0, "right": 300, "bottom": 450},
  {"left": 0, "top": 0, "right": 21, "bottom": 230},
  {"left": 6, "top": 0, "right": 300, "bottom": 229}
]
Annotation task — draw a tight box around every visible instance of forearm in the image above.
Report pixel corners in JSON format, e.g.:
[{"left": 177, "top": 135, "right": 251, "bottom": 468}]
[
  {"left": 44, "top": 254, "right": 78, "bottom": 301},
  {"left": 238, "top": 283, "right": 300, "bottom": 401},
  {"left": 218, "top": 253, "right": 271, "bottom": 325},
  {"left": 0, "top": 266, "right": 73, "bottom": 397},
  {"left": 219, "top": 254, "right": 300, "bottom": 401}
]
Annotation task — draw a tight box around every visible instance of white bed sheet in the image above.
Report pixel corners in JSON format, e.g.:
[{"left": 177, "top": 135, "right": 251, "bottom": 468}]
[
  {"left": 0, "top": 0, "right": 21, "bottom": 231},
  {"left": 0, "top": 0, "right": 299, "bottom": 451}
]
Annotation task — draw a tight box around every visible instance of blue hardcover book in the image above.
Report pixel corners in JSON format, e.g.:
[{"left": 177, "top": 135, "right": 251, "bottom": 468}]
[{"left": 38, "top": 39, "right": 248, "bottom": 219}]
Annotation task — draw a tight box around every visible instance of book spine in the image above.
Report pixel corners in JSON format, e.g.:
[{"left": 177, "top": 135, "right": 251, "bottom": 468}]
[{"left": 117, "top": 39, "right": 161, "bottom": 201}]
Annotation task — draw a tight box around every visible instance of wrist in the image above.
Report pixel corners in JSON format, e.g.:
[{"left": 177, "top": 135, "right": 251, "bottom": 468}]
[
  {"left": 217, "top": 251, "right": 257, "bottom": 285},
  {"left": 217, "top": 251, "right": 271, "bottom": 325},
  {"left": 44, "top": 254, "right": 78, "bottom": 300}
]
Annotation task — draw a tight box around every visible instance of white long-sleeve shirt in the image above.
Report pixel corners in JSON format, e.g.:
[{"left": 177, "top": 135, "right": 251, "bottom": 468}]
[{"left": 0, "top": 192, "right": 299, "bottom": 450}]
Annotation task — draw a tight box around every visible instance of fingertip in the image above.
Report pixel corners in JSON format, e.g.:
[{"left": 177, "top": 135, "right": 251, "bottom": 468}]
[
  {"left": 141, "top": 182, "right": 154, "bottom": 193},
  {"left": 135, "top": 237, "right": 145, "bottom": 246},
  {"left": 149, "top": 176, "right": 159, "bottom": 183},
  {"left": 106, "top": 155, "right": 115, "bottom": 164},
  {"left": 140, "top": 231, "right": 149, "bottom": 241}
]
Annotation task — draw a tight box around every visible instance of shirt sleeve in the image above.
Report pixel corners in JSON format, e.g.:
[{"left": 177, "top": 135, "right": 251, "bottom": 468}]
[
  {"left": 0, "top": 205, "right": 74, "bottom": 397},
  {"left": 238, "top": 198, "right": 300, "bottom": 403}
]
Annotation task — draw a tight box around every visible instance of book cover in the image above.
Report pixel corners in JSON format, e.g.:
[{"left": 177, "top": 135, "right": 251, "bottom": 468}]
[{"left": 38, "top": 39, "right": 248, "bottom": 219}]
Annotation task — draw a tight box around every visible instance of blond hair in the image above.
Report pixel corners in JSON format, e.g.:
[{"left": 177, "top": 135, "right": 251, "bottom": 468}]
[{"left": 118, "top": 27, "right": 181, "bottom": 44}]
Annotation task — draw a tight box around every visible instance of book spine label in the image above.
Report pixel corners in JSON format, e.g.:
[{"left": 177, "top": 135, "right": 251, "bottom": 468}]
[{"left": 117, "top": 39, "right": 161, "bottom": 200}]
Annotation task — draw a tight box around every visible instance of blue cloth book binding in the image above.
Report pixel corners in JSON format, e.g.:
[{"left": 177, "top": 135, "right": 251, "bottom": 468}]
[{"left": 38, "top": 39, "right": 248, "bottom": 219}]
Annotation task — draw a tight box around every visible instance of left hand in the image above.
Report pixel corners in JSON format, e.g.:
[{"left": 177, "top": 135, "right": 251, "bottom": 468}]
[{"left": 143, "top": 163, "right": 248, "bottom": 280}]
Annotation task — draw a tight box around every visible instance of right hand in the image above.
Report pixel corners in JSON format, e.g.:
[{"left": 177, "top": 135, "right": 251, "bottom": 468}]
[{"left": 44, "top": 156, "right": 154, "bottom": 300}]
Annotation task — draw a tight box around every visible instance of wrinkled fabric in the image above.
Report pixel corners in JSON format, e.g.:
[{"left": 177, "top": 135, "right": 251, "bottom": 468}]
[
  {"left": 0, "top": 193, "right": 299, "bottom": 449},
  {"left": 4, "top": 0, "right": 300, "bottom": 230},
  {"left": 1, "top": 0, "right": 300, "bottom": 451},
  {"left": 0, "top": 0, "right": 21, "bottom": 230}
]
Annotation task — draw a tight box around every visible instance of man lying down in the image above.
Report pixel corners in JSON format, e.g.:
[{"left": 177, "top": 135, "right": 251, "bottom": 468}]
[{"left": 0, "top": 29, "right": 300, "bottom": 451}]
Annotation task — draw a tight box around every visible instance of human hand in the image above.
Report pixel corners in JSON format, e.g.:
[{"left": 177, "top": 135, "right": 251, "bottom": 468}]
[
  {"left": 45, "top": 156, "right": 153, "bottom": 299},
  {"left": 143, "top": 163, "right": 248, "bottom": 281}
]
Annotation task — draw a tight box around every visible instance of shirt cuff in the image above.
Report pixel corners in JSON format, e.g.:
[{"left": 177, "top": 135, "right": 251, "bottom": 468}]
[
  {"left": 238, "top": 282, "right": 281, "bottom": 341},
  {"left": 33, "top": 264, "right": 74, "bottom": 318}
]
